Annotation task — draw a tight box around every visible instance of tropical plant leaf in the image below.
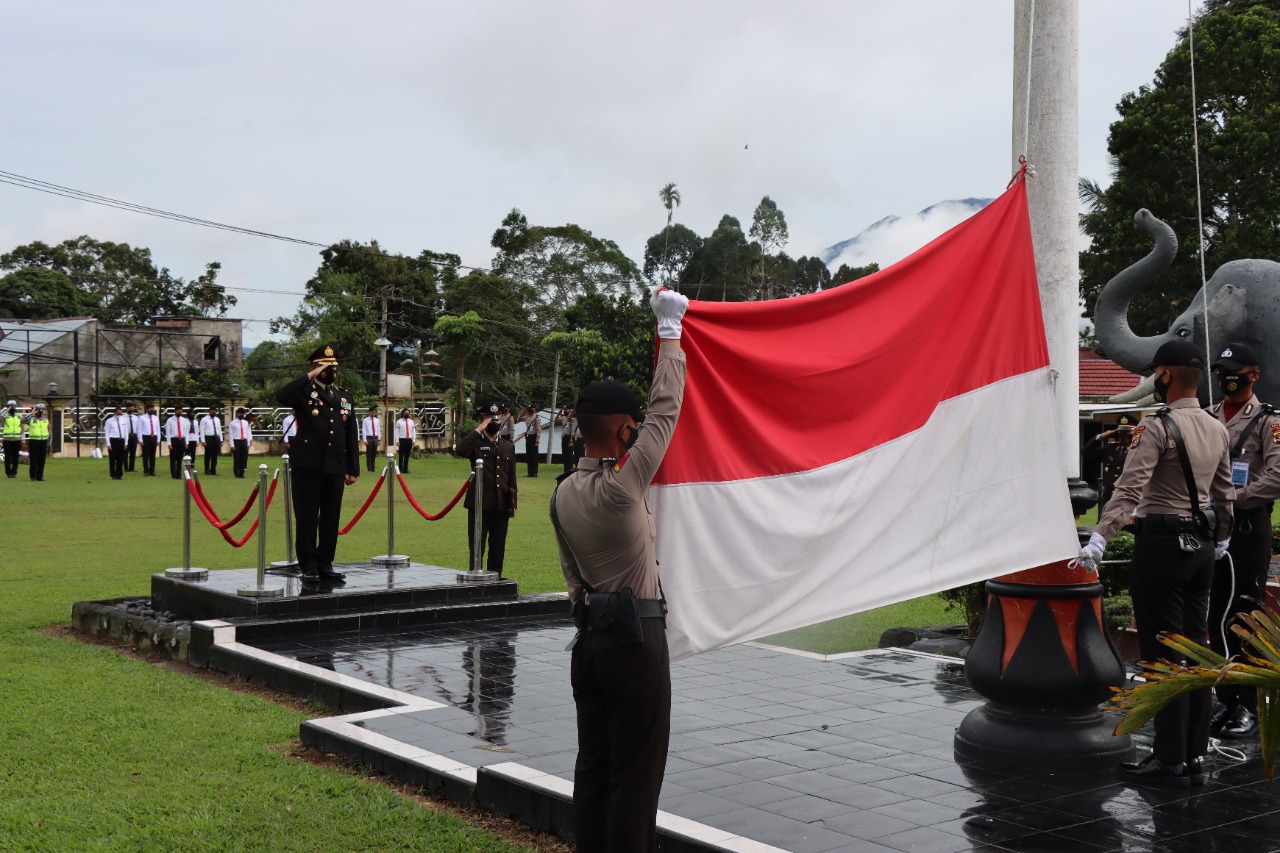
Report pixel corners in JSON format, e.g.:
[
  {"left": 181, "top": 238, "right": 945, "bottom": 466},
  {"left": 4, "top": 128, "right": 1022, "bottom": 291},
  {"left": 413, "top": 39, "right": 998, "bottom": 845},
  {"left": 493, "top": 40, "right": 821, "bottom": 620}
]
[{"left": 1157, "top": 632, "right": 1229, "bottom": 668}]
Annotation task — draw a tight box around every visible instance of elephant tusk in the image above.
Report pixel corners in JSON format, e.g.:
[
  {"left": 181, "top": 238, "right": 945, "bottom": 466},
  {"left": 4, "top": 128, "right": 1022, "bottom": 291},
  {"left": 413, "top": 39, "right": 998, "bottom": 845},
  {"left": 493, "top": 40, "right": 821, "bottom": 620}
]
[{"left": 1108, "top": 373, "right": 1156, "bottom": 404}]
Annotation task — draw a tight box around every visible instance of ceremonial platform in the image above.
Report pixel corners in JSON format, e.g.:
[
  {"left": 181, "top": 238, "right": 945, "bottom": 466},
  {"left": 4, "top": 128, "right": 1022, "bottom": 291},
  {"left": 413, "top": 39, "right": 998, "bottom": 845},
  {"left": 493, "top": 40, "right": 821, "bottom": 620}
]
[{"left": 177, "top": 569, "right": 1280, "bottom": 853}]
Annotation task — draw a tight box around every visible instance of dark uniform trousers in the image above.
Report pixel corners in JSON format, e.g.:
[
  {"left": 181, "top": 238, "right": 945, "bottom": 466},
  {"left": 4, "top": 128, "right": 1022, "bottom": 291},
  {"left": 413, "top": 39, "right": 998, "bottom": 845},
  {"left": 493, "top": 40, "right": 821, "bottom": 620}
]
[
  {"left": 291, "top": 465, "right": 346, "bottom": 574},
  {"left": 525, "top": 439, "right": 539, "bottom": 477},
  {"left": 561, "top": 436, "right": 574, "bottom": 474},
  {"left": 1131, "top": 526, "right": 1214, "bottom": 765},
  {"left": 398, "top": 438, "right": 413, "bottom": 473},
  {"left": 108, "top": 438, "right": 126, "bottom": 479},
  {"left": 126, "top": 432, "right": 138, "bottom": 471},
  {"left": 169, "top": 439, "right": 186, "bottom": 478},
  {"left": 232, "top": 439, "right": 249, "bottom": 478},
  {"left": 141, "top": 436, "right": 158, "bottom": 475},
  {"left": 204, "top": 439, "right": 220, "bottom": 474},
  {"left": 3, "top": 440, "right": 20, "bottom": 476},
  {"left": 1209, "top": 503, "right": 1273, "bottom": 714},
  {"left": 28, "top": 440, "right": 47, "bottom": 480},
  {"left": 466, "top": 508, "right": 510, "bottom": 576},
  {"left": 365, "top": 438, "right": 379, "bottom": 472},
  {"left": 571, "top": 618, "right": 670, "bottom": 853}
]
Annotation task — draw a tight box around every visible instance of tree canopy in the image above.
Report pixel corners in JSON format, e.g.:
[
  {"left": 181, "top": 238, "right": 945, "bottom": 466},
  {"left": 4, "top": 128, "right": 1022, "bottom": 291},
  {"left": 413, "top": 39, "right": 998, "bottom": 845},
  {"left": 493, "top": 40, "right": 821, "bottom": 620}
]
[{"left": 1080, "top": 0, "right": 1280, "bottom": 337}]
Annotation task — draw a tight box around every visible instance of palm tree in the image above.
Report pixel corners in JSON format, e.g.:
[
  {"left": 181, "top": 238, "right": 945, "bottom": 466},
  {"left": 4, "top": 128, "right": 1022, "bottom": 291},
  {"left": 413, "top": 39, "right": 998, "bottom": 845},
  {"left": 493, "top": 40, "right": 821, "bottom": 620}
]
[
  {"left": 658, "top": 183, "right": 681, "bottom": 285},
  {"left": 1111, "top": 602, "right": 1280, "bottom": 779}
]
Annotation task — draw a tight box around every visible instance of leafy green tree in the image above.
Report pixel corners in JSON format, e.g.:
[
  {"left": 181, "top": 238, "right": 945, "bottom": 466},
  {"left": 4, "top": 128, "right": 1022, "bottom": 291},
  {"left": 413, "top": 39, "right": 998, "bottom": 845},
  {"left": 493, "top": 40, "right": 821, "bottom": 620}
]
[
  {"left": 680, "top": 215, "right": 759, "bottom": 301},
  {"left": 832, "top": 262, "right": 881, "bottom": 286},
  {"left": 768, "top": 254, "right": 834, "bottom": 298},
  {"left": 1080, "top": 0, "right": 1280, "bottom": 337},
  {"left": 643, "top": 224, "right": 703, "bottom": 285},
  {"left": 0, "top": 236, "right": 235, "bottom": 322},
  {"left": 750, "top": 196, "right": 790, "bottom": 299},
  {"left": 545, "top": 291, "right": 653, "bottom": 401},
  {"left": 658, "top": 183, "right": 682, "bottom": 282},
  {"left": 434, "top": 311, "right": 484, "bottom": 433},
  {"left": 442, "top": 271, "right": 539, "bottom": 403}
]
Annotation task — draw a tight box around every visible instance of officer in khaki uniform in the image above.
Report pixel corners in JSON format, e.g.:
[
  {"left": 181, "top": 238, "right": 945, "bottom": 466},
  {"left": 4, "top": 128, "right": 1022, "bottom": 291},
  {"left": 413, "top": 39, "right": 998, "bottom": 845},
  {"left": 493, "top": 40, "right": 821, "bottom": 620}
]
[
  {"left": 1207, "top": 343, "right": 1280, "bottom": 740},
  {"left": 275, "top": 344, "right": 359, "bottom": 584},
  {"left": 551, "top": 286, "right": 688, "bottom": 853},
  {"left": 1084, "top": 340, "right": 1234, "bottom": 787},
  {"left": 456, "top": 402, "right": 517, "bottom": 577}
]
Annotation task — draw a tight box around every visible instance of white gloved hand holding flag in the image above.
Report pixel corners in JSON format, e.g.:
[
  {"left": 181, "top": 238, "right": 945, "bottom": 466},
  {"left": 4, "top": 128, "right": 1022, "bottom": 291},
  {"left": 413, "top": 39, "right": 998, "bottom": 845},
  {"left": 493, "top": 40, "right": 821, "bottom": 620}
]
[{"left": 651, "top": 286, "right": 689, "bottom": 340}]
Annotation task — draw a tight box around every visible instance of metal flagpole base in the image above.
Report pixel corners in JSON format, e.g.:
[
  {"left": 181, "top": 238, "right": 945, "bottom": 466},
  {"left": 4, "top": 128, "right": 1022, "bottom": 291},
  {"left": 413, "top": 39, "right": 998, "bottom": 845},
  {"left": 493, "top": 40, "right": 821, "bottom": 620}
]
[
  {"left": 164, "top": 567, "right": 209, "bottom": 581},
  {"left": 371, "top": 554, "right": 410, "bottom": 568},
  {"left": 457, "top": 570, "right": 499, "bottom": 584},
  {"left": 236, "top": 584, "right": 284, "bottom": 598},
  {"left": 266, "top": 560, "right": 300, "bottom": 575}
]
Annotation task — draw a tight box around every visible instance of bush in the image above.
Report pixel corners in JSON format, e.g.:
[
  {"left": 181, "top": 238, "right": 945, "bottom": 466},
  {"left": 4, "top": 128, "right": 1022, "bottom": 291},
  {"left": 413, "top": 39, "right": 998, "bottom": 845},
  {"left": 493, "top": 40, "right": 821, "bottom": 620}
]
[
  {"left": 938, "top": 581, "right": 986, "bottom": 639},
  {"left": 1099, "top": 530, "right": 1133, "bottom": 597},
  {"left": 1103, "top": 594, "right": 1134, "bottom": 631}
]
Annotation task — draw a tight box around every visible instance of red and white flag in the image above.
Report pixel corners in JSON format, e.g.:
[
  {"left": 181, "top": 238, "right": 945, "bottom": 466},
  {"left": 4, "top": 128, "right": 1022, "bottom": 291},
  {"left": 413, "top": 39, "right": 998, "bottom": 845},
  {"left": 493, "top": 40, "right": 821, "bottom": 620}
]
[{"left": 652, "top": 176, "right": 1080, "bottom": 660}]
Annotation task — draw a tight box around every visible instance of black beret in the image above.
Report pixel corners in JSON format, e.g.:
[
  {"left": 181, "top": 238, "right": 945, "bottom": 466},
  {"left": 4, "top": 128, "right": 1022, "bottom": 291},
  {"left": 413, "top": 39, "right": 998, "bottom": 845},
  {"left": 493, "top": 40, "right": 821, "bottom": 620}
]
[{"left": 577, "top": 381, "right": 643, "bottom": 419}]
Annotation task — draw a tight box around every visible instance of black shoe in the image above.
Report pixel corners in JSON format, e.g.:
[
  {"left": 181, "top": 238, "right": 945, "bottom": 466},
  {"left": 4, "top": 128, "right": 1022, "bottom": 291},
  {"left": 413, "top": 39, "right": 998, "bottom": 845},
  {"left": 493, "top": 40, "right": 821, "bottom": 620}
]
[
  {"left": 1120, "top": 753, "right": 1190, "bottom": 787},
  {"left": 1221, "top": 706, "right": 1258, "bottom": 739},
  {"left": 1209, "top": 702, "right": 1232, "bottom": 735},
  {"left": 316, "top": 565, "right": 346, "bottom": 581},
  {"left": 1186, "top": 756, "right": 1208, "bottom": 786}
]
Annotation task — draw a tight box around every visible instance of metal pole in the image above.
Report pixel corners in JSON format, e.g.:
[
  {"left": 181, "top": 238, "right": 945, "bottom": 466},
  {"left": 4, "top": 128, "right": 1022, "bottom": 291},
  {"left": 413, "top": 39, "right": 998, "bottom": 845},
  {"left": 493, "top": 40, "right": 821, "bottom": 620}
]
[
  {"left": 547, "top": 353, "right": 560, "bottom": 465},
  {"left": 371, "top": 451, "right": 409, "bottom": 567},
  {"left": 269, "top": 454, "right": 299, "bottom": 573},
  {"left": 165, "top": 456, "right": 208, "bottom": 580},
  {"left": 238, "top": 464, "right": 282, "bottom": 597},
  {"left": 458, "top": 457, "right": 498, "bottom": 583},
  {"left": 74, "top": 331, "right": 81, "bottom": 458}
]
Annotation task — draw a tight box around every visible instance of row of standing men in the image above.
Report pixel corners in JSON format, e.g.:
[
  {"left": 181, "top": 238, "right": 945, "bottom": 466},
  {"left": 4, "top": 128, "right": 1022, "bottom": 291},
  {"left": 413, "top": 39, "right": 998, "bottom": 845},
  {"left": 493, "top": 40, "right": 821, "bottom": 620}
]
[{"left": 98, "top": 403, "right": 256, "bottom": 479}]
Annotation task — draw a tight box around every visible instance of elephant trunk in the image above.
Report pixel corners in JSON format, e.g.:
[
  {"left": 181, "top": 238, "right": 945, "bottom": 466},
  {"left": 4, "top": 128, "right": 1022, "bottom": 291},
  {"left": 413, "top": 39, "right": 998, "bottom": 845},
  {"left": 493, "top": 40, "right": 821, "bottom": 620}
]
[{"left": 1093, "top": 209, "right": 1179, "bottom": 373}]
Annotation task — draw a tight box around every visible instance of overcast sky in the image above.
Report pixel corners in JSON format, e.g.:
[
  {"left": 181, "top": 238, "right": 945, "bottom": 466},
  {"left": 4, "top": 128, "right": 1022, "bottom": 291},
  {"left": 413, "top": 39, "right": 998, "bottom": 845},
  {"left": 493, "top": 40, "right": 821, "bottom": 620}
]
[{"left": 1, "top": 1, "right": 1198, "bottom": 345}]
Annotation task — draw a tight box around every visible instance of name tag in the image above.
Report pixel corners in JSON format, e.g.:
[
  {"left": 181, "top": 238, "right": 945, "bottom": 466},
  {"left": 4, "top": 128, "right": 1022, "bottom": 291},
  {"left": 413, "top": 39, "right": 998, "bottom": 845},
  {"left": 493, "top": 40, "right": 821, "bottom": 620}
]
[{"left": 1232, "top": 460, "right": 1250, "bottom": 487}]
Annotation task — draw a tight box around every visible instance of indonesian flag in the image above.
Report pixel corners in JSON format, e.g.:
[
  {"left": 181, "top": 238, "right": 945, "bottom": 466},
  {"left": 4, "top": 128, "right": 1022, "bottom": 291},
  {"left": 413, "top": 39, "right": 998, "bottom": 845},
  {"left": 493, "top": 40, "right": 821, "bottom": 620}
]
[{"left": 652, "top": 175, "right": 1080, "bottom": 661}]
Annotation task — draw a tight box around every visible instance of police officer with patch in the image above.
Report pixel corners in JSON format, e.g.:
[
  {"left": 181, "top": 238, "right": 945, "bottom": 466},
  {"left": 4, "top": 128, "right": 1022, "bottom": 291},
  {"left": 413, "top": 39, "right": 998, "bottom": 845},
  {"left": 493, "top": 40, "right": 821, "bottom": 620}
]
[
  {"left": 275, "top": 344, "right": 359, "bottom": 584},
  {"left": 26, "top": 404, "right": 50, "bottom": 481},
  {"left": 456, "top": 402, "right": 517, "bottom": 577},
  {"left": 1207, "top": 343, "right": 1280, "bottom": 740},
  {"left": 550, "top": 286, "right": 688, "bottom": 851},
  {"left": 1083, "top": 340, "right": 1234, "bottom": 786},
  {"left": 3, "top": 400, "right": 22, "bottom": 478}
]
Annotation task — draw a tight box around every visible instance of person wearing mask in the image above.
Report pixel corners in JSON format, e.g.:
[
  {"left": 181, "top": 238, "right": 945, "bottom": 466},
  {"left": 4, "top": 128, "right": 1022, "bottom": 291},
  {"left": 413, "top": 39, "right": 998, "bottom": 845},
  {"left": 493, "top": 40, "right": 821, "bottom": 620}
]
[
  {"left": 557, "top": 406, "right": 578, "bottom": 474},
  {"left": 456, "top": 402, "right": 518, "bottom": 577},
  {"left": 551, "top": 286, "right": 688, "bottom": 850},
  {"left": 26, "top": 404, "right": 50, "bottom": 481},
  {"left": 229, "top": 407, "right": 253, "bottom": 479},
  {"left": 164, "top": 405, "right": 192, "bottom": 479},
  {"left": 520, "top": 405, "right": 541, "bottom": 477},
  {"left": 274, "top": 344, "right": 359, "bottom": 584},
  {"left": 125, "top": 402, "right": 140, "bottom": 472},
  {"left": 138, "top": 403, "right": 162, "bottom": 476},
  {"left": 395, "top": 408, "right": 416, "bottom": 473},
  {"left": 1081, "top": 340, "right": 1234, "bottom": 787},
  {"left": 1206, "top": 343, "right": 1280, "bottom": 741},
  {"left": 497, "top": 404, "right": 515, "bottom": 444},
  {"left": 105, "top": 405, "right": 132, "bottom": 480},
  {"left": 281, "top": 411, "right": 297, "bottom": 455},
  {"left": 2, "top": 400, "right": 21, "bottom": 478},
  {"left": 198, "top": 406, "right": 224, "bottom": 475},
  {"left": 361, "top": 406, "right": 382, "bottom": 473}
]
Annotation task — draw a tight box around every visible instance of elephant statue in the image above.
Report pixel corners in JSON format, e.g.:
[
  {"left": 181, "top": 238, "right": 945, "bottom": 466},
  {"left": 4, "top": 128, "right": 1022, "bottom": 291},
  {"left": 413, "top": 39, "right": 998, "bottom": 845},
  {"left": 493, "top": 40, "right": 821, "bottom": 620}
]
[{"left": 1093, "top": 209, "right": 1280, "bottom": 405}]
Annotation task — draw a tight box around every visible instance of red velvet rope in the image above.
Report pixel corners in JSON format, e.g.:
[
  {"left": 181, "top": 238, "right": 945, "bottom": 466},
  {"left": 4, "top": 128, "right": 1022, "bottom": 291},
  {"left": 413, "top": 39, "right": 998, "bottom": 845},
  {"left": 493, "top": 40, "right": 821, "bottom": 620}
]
[
  {"left": 398, "top": 475, "right": 471, "bottom": 521},
  {"left": 193, "top": 478, "right": 260, "bottom": 530},
  {"left": 336, "top": 472, "right": 385, "bottom": 536},
  {"left": 186, "top": 476, "right": 279, "bottom": 548}
]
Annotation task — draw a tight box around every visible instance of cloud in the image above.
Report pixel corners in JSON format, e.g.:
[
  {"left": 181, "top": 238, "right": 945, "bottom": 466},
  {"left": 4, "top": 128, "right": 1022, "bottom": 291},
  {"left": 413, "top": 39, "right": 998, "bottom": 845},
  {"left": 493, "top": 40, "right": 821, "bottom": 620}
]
[{"left": 824, "top": 199, "right": 991, "bottom": 273}]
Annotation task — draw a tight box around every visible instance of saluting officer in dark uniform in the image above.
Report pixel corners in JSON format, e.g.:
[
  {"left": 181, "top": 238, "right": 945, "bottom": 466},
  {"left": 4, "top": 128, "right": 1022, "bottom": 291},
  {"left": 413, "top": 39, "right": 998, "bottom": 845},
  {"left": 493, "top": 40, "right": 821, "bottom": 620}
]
[
  {"left": 456, "top": 402, "right": 518, "bottom": 577},
  {"left": 1085, "top": 413, "right": 1136, "bottom": 510},
  {"left": 275, "top": 344, "right": 359, "bottom": 584},
  {"left": 1207, "top": 343, "right": 1280, "bottom": 740},
  {"left": 1083, "top": 340, "right": 1234, "bottom": 786}
]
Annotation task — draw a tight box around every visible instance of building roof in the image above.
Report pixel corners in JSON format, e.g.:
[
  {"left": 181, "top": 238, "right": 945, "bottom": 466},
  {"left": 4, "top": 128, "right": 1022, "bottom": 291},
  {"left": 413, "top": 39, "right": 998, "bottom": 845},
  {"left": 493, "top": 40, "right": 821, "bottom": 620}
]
[
  {"left": 1080, "top": 347, "right": 1142, "bottom": 397},
  {"left": 0, "top": 318, "right": 94, "bottom": 369}
]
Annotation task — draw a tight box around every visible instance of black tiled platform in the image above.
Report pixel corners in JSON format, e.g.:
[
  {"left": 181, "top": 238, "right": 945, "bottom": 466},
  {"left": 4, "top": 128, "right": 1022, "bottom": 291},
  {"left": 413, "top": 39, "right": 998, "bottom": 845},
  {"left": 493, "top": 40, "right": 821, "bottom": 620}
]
[{"left": 249, "top": 619, "right": 1280, "bottom": 852}]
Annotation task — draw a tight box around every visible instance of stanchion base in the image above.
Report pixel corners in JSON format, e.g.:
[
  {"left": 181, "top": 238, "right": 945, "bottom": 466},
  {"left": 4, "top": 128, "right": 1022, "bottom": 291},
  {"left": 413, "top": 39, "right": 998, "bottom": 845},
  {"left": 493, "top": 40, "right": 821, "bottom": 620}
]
[
  {"left": 236, "top": 585, "right": 285, "bottom": 598},
  {"left": 266, "top": 560, "right": 300, "bottom": 575},
  {"left": 164, "top": 567, "right": 209, "bottom": 581},
  {"left": 371, "top": 554, "right": 410, "bottom": 568},
  {"left": 457, "top": 570, "right": 500, "bottom": 584}
]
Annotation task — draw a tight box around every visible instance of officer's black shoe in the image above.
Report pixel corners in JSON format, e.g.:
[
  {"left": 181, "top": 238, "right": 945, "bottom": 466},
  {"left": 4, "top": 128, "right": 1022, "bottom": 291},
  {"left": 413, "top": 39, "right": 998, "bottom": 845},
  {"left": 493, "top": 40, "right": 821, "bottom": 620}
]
[
  {"left": 316, "top": 565, "right": 346, "bottom": 581},
  {"left": 1221, "top": 706, "right": 1259, "bottom": 739},
  {"left": 1209, "top": 702, "right": 1232, "bottom": 735},
  {"left": 1186, "top": 756, "right": 1208, "bottom": 786},
  {"left": 1119, "top": 753, "right": 1190, "bottom": 787}
]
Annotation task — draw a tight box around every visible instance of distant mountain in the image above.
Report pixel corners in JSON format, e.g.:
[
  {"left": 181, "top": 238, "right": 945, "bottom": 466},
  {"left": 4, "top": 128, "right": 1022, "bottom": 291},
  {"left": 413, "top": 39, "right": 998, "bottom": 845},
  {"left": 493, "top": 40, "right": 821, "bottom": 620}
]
[{"left": 821, "top": 197, "right": 992, "bottom": 269}]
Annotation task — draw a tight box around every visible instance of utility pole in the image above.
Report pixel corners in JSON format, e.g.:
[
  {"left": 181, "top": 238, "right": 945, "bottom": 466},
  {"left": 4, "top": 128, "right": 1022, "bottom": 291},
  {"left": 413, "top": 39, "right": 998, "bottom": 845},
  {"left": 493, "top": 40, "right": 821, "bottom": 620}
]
[
  {"left": 377, "top": 291, "right": 390, "bottom": 440},
  {"left": 546, "top": 352, "right": 560, "bottom": 464}
]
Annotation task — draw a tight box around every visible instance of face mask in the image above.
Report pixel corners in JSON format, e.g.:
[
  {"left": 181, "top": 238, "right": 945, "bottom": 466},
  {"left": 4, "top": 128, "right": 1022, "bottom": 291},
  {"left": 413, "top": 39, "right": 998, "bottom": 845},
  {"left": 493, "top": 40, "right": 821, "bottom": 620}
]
[
  {"left": 621, "top": 423, "right": 640, "bottom": 450},
  {"left": 1219, "top": 373, "right": 1249, "bottom": 396},
  {"left": 484, "top": 422, "right": 501, "bottom": 435},
  {"left": 319, "top": 367, "right": 336, "bottom": 384},
  {"left": 1152, "top": 371, "right": 1170, "bottom": 403}
]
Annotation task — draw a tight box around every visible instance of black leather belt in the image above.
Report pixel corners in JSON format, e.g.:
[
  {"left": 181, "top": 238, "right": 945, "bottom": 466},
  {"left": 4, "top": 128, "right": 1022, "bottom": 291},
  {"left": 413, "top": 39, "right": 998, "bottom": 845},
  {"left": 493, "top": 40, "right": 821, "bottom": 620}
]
[
  {"left": 1136, "top": 514, "right": 1200, "bottom": 535},
  {"left": 635, "top": 599, "right": 667, "bottom": 619}
]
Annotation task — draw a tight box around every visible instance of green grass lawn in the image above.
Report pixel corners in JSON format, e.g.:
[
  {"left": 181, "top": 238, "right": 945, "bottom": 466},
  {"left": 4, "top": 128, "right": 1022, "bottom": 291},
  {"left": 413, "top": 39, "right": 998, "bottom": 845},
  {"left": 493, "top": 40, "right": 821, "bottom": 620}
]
[{"left": 0, "top": 452, "right": 954, "bottom": 850}]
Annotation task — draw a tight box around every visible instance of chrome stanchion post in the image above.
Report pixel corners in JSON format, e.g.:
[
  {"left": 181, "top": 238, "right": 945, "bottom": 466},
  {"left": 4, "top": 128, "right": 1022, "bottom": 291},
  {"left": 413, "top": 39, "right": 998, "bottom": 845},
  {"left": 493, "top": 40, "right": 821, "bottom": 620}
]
[
  {"left": 372, "top": 451, "right": 409, "bottom": 567},
  {"left": 239, "top": 464, "right": 283, "bottom": 597},
  {"left": 165, "top": 456, "right": 208, "bottom": 580},
  {"left": 459, "top": 455, "right": 498, "bottom": 583},
  {"left": 269, "top": 453, "right": 299, "bottom": 574}
]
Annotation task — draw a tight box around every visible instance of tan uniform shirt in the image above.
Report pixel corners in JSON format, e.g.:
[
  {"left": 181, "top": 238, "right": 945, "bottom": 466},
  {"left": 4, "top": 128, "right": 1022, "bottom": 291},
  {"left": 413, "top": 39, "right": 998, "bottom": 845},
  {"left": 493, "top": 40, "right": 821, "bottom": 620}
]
[
  {"left": 1096, "top": 397, "right": 1235, "bottom": 540},
  {"left": 554, "top": 341, "right": 687, "bottom": 604},
  {"left": 1213, "top": 395, "right": 1280, "bottom": 510}
]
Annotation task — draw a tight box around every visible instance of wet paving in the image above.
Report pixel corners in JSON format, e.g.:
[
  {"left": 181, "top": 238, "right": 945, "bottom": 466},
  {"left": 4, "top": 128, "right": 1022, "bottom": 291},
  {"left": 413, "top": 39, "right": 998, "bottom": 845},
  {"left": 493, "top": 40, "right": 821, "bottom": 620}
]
[{"left": 255, "top": 618, "right": 1280, "bottom": 852}]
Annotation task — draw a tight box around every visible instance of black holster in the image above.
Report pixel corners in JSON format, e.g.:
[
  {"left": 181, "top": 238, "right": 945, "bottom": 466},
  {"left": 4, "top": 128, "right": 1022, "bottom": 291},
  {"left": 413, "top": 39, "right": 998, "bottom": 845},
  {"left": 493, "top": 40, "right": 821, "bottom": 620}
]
[{"left": 573, "top": 587, "right": 645, "bottom": 645}]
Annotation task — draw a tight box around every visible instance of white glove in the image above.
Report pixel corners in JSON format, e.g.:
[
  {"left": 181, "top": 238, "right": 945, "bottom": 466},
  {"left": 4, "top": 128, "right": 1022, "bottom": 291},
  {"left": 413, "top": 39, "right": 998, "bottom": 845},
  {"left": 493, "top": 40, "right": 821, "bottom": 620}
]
[
  {"left": 651, "top": 286, "right": 689, "bottom": 340},
  {"left": 1080, "top": 531, "right": 1106, "bottom": 566},
  {"left": 1215, "top": 538, "right": 1231, "bottom": 560}
]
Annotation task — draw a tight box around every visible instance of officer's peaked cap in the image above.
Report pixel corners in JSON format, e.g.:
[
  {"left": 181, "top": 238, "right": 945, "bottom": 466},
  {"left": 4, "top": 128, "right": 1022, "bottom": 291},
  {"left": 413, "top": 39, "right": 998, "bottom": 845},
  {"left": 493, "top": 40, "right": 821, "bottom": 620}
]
[
  {"left": 309, "top": 343, "right": 339, "bottom": 365},
  {"left": 479, "top": 401, "right": 502, "bottom": 417},
  {"left": 1146, "top": 340, "right": 1204, "bottom": 371},
  {"left": 577, "top": 381, "right": 643, "bottom": 420},
  {"left": 1212, "top": 342, "right": 1260, "bottom": 372}
]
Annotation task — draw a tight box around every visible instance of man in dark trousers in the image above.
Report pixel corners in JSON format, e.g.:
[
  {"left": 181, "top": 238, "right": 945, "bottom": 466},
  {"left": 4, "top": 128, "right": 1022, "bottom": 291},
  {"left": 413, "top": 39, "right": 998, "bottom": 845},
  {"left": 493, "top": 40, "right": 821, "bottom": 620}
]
[
  {"left": 105, "top": 405, "right": 130, "bottom": 480},
  {"left": 456, "top": 402, "right": 517, "bottom": 577},
  {"left": 1207, "top": 343, "right": 1280, "bottom": 740},
  {"left": 551, "top": 286, "right": 688, "bottom": 851},
  {"left": 275, "top": 344, "right": 359, "bottom": 584},
  {"left": 361, "top": 406, "right": 382, "bottom": 472},
  {"left": 164, "top": 405, "right": 191, "bottom": 479},
  {"left": 125, "top": 402, "right": 140, "bottom": 472},
  {"left": 229, "top": 407, "right": 252, "bottom": 479},
  {"left": 1083, "top": 340, "right": 1234, "bottom": 787},
  {"left": 520, "top": 405, "right": 541, "bottom": 477},
  {"left": 199, "top": 406, "right": 223, "bottom": 475},
  {"left": 138, "top": 403, "right": 161, "bottom": 476}
]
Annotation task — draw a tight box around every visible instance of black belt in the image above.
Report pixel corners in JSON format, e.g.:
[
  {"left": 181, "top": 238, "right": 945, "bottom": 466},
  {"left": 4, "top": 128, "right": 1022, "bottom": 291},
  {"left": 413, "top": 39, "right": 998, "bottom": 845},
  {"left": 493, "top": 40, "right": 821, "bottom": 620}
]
[{"left": 1136, "top": 514, "right": 1207, "bottom": 535}]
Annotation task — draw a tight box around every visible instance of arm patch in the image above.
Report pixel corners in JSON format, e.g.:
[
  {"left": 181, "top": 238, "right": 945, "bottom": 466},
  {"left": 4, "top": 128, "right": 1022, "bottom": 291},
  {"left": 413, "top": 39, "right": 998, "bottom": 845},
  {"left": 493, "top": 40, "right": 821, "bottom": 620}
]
[{"left": 1130, "top": 424, "right": 1146, "bottom": 448}]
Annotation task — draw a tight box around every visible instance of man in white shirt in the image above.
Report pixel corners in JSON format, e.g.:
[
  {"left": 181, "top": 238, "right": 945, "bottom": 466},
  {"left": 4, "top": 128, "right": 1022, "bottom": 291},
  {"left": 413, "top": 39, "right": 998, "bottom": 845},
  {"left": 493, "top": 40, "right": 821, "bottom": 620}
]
[
  {"left": 164, "top": 405, "right": 192, "bottom": 479},
  {"left": 125, "top": 402, "right": 141, "bottom": 472},
  {"left": 281, "top": 412, "right": 297, "bottom": 455},
  {"left": 395, "top": 408, "right": 416, "bottom": 473},
  {"left": 361, "top": 406, "right": 382, "bottom": 472},
  {"left": 138, "top": 402, "right": 162, "bottom": 477},
  {"left": 104, "top": 405, "right": 132, "bottom": 480},
  {"left": 199, "top": 406, "right": 224, "bottom": 475},
  {"left": 229, "top": 407, "right": 253, "bottom": 478}
]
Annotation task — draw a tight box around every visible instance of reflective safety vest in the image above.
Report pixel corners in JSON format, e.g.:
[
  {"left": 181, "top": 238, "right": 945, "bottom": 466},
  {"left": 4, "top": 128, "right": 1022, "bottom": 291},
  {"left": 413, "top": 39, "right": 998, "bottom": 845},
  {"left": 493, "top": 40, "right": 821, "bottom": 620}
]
[
  {"left": 2, "top": 414, "right": 21, "bottom": 439},
  {"left": 28, "top": 418, "right": 50, "bottom": 440}
]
